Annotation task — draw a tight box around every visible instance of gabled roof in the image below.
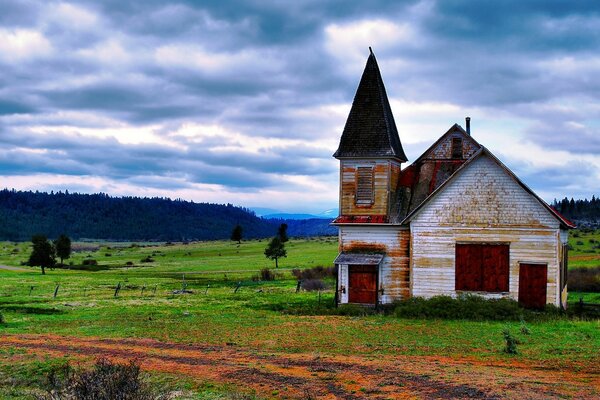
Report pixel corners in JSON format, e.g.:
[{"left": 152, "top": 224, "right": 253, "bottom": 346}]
[
  {"left": 391, "top": 123, "right": 482, "bottom": 221},
  {"left": 333, "top": 49, "right": 407, "bottom": 161},
  {"left": 415, "top": 123, "right": 481, "bottom": 162},
  {"left": 401, "top": 147, "right": 576, "bottom": 229}
]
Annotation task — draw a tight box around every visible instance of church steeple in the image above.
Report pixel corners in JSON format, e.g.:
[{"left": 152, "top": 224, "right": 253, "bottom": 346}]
[{"left": 333, "top": 49, "right": 407, "bottom": 162}]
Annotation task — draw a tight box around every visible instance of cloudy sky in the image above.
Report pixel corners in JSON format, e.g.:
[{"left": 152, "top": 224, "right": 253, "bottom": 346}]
[{"left": 1, "top": 0, "right": 599, "bottom": 214}]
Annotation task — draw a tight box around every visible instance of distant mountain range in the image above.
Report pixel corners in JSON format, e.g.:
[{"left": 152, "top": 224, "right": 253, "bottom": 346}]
[
  {"left": 0, "top": 189, "right": 336, "bottom": 241},
  {"left": 252, "top": 208, "right": 338, "bottom": 220}
]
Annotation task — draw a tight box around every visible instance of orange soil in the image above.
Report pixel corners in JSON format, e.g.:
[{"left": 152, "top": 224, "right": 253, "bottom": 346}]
[{"left": 1, "top": 334, "right": 598, "bottom": 399}]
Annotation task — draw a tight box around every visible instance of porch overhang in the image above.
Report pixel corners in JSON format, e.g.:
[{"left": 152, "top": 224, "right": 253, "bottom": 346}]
[{"left": 333, "top": 253, "right": 384, "bottom": 265}]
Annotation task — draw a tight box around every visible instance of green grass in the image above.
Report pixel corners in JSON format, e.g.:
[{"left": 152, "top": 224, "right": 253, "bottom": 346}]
[{"left": 0, "top": 235, "right": 599, "bottom": 397}]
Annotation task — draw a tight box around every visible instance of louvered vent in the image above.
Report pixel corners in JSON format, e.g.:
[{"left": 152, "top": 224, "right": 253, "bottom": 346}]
[{"left": 356, "top": 167, "right": 374, "bottom": 205}]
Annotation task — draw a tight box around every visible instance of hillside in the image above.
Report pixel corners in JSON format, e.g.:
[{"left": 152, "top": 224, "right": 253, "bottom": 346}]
[
  {"left": 0, "top": 189, "right": 279, "bottom": 241},
  {"left": 0, "top": 189, "right": 336, "bottom": 241}
]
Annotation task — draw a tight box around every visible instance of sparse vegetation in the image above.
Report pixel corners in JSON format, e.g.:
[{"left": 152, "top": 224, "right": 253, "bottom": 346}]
[
  {"left": 502, "top": 329, "right": 519, "bottom": 354},
  {"left": 392, "top": 295, "right": 528, "bottom": 321},
  {"left": 41, "top": 358, "right": 153, "bottom": 400},
  {"left": 569, "top": 267, "right": 600, "bottom": 292},
  {"left": 0, "top": 235, "right": 597, "bottom": 398},
  {"left": 292, "top": 265, "right": 336, "bottom": 280}
]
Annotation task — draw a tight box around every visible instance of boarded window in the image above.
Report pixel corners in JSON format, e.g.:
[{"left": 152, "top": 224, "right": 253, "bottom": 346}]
[
  {"left": 451, "top": 137, "right": 463, "bottom": 159},
  {"left": 455, "top": 243, "right": 509, "bottom": 292},
  {"left": 356, "top": 167, "right": 374, "bottom": 204}
]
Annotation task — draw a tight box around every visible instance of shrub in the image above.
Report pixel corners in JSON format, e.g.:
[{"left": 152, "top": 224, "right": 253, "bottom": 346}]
[
  {"left": 393, "top": 295, "right": 525, "bottom": 321},
  {"left": 82, "top": 259, "right": 98, "bottom": 266},
  {"left": 0, "top": 312, "right": 4, "bottom": 324},
  {"left": 335, "top": 304, "right": 377, "bottom": 316},
  {"left": 569, "top": 267, "right": 600, "bottom": 292},
  {"left": 42, "top": 358, "right": 153, "bottom": 400},
  {"left": 502, "top": 329, "right": 519, "bottom": 354},
  {"left": 291, "top": 265, "right": 336, "bottom": 280},
  {"left": 301, "top": 279, "right": 327, "bottom": 291},
  {"left": 140, "top": 256, "right": 154, "bottom": 263},
  {"left": 125, "top": 261, "right": 134, "bottom": 266},
  {"left": 576, "top": 240, "right": 584, "bottom": 245},
  {"left": 259, "top": 268, "right": 276, "bottom": 281}
]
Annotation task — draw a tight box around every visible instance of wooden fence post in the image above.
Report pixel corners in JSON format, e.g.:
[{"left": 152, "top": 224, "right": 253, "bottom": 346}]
[
  {"left": 29, "top": 286, "right": 34, "bottom": 296},
  {"left": 114, "top": 282, "right": 121, "bottom": 298},
  {"left": 295, "top": 280, "right": 302, "bottom": 293},
  {"left": 53, "top": 285, "right": 60, "bottom": 298},
  {"left": 234, "top": 281, "right": 242, "bottom": 293}
]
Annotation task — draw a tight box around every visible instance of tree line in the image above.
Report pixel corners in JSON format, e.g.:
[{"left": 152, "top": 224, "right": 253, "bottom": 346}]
[
  {"left": 552, "top": 196, "right": 600, "bottom": 223},
  {"left": 0, "top": 189, "right": 280, "bottom": 241}
]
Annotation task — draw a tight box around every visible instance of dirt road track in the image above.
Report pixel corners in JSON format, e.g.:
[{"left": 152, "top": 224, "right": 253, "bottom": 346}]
[
  {"left": 1, "top": 335, "right": 598, "bottom": 399},
  {"left": 0, "top": 265, "right": 29, "bottom": 272}
]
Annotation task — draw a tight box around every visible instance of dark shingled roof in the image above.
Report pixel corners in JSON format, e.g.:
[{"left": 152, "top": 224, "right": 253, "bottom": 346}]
[{"left": 333, "top": 50, "right": 407, "bottom": 161}]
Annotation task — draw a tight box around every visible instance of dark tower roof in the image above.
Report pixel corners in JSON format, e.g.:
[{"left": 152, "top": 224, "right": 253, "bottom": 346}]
[{"left": 333, "top": 49, "right": 407, "bottom": 161}]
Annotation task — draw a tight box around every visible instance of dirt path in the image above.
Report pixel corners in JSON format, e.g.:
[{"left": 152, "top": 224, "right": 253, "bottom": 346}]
[
  {"left": 1, "top": 334, "right": 598, "bottom": 399},
  {"left": 0, "top": 265, "right": 29, "bottom": 272}
]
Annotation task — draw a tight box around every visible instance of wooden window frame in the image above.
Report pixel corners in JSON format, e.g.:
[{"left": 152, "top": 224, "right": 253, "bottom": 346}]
[
  {"left": 455, "top": 242, "right": 510, "bottom": 293},
  {"left": 355, "top": 166, "right": 374, "bottom": 205}
]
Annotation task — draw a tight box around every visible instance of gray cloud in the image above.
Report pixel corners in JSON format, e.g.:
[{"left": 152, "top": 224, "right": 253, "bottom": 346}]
[{"left": 0, "top": 0, "right": 599, "bottom": 208}]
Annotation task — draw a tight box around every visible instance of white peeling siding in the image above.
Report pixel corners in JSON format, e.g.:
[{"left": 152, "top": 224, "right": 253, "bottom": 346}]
[
  {"left": 410, "top": 226, "right": 559, "bottom": 305},
  {"left": 410, "top": 154, "right": 562, "bottom": 306},
  {"left": 411, "top": 155, "right": 560, "bottom": 229}
]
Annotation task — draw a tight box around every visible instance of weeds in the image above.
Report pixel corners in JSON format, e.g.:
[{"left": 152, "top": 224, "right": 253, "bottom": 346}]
[
  {"left": 569, "top": 267, "right": 600, "bottom": 292},
  {"left": 301, "top": 279, "right": 327, "bottom": 291},
  {"left": 392, "top": 295, "right": 526, "bottom": 321},
  {"left": 40, "top": 358, "right": 153, "bottom": 400},
  {"left": 291, "top": 265, "right": 335, "bottom": 280},
  {"left": 502, "top": 329, "right": 519, "bottom": 354}
]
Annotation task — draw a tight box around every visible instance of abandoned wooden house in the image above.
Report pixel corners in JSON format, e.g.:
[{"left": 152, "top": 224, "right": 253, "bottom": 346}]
[{"left": 332, "top": 50, "right": 575, "bottom": 309}]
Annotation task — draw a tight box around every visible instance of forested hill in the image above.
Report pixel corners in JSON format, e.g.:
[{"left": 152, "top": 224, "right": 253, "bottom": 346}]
[
  {"left": 0, "top": 189, "right": 281, "bottom": 241},
  {"left": 552, "top": 196, "right": 600, "bottom": 227}
]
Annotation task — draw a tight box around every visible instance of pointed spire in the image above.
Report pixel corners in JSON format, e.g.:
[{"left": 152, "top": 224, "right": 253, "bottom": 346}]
[{"left": 333, "top": 49, "right": 407, "bottom": 161}]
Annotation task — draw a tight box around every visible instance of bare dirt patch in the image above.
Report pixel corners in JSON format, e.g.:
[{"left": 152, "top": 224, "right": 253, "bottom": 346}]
[{"left": 1, "top": 334, "right": 598, "bottom": 399}]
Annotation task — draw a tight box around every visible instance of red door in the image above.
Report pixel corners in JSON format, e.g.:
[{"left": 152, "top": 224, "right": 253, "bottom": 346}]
[
  {"left": 519, "top": 263, "right": 547, "bottom": 309},
  {"left": 349, "top": 265, "right": 377, "bottom": 304}
]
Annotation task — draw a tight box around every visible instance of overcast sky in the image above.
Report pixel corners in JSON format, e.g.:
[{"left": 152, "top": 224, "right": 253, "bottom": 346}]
[{"left": 1, "top": 0, "right": 599, "bottom": 214}]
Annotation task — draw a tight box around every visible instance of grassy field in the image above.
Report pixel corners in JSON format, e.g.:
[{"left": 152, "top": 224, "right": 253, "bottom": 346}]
[{"left": 0, "top": 233, "right": 599, "bottom": 399}]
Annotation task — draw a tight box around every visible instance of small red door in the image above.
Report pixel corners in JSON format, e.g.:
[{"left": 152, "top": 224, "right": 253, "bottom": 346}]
[
  {"left": 348, "top": 265, "right": 377, "bottom": 304},
  {"left": 519, "top": 263, "right": 547, "bottom": 309}
]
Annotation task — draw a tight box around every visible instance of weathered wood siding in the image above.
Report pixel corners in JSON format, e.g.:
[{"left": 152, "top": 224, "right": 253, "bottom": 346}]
[
  {"left": 340, "top": 160, "right": 402, "bottom": 216},
  {"left": 337, "top": 226, "right": 410, "bottom": 303},
  {"left": 423, "top": 131, "right": 480, "bottom": 160},
  {"left": 410, "top": 155, "right": 561, "bottom": 305}
]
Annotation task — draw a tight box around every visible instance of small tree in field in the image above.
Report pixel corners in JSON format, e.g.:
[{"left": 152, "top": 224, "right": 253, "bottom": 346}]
[
  {"left": 54, "top": 234, "right": 71, "bottom": 266},
  {"left": 28, "top": 235, "right": 56, "bottom": 275},
  {"left": 264, "top": 236, "right": 286, "bottom": 268},
  {"left": 277, "top": 223, "right": 288, "bottom": 243},
  {"left": 231, "top": 224, "right": 243, "bottom": 244}
]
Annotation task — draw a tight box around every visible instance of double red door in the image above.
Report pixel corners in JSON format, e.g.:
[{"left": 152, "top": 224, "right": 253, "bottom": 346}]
[{"left": 348, "top": 265, "right": 377, "bottom": 304}]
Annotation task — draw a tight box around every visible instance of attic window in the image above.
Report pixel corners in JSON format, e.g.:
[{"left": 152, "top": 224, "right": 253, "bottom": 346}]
[
  {"left": 356, "top": 167, "right": 374, "bottom": 205},
  {"left": 451, "top": 137, "right": 463, "bottom": 159}
]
